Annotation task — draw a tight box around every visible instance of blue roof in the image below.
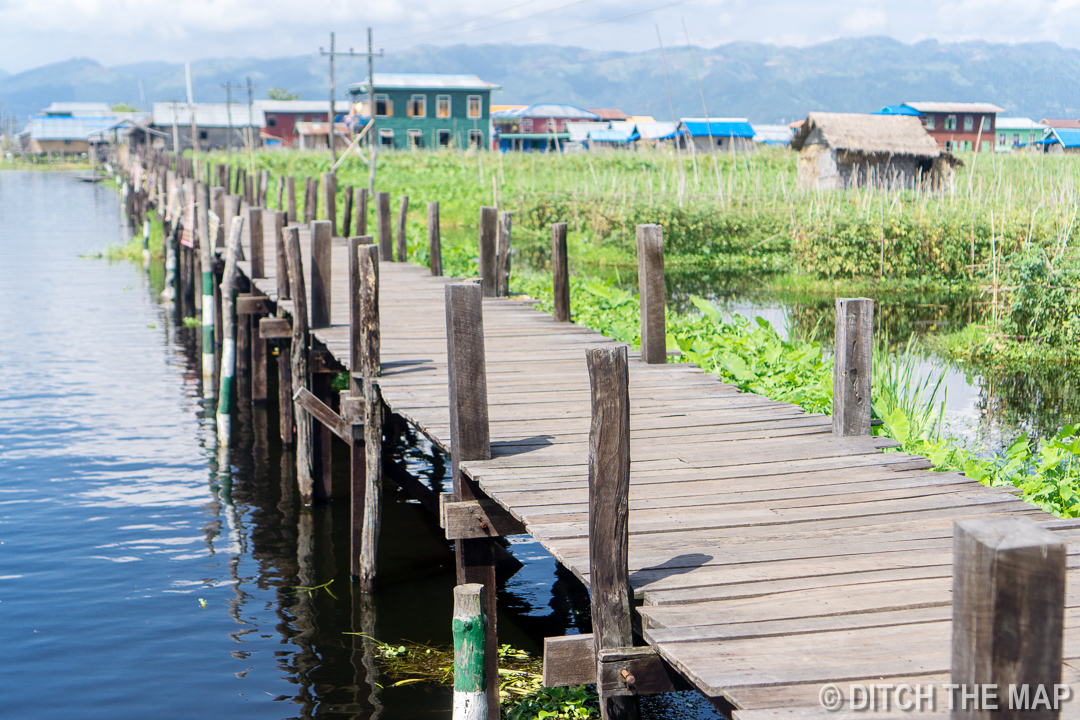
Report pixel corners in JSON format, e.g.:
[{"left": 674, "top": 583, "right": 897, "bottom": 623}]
[
  {"left": 875, "top": 105, "right": 921, "bottom": 116},
  {"left": 27, "top": 114, "right": 122, "bottom": 141},
  {"left": 680, "top": 119, "right": 755, "bottom": 138},
  {"left": 1053, "top": 128, "right": 1080, "bottom": 148},
  {"left": 588, "top": 129, "right": 638, "bottom": 143}
]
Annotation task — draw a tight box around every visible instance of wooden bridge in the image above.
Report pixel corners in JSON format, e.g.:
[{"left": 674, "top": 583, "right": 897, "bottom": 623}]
[{"left": 143, "top": 158, "right": 1080, "bottom": 720}]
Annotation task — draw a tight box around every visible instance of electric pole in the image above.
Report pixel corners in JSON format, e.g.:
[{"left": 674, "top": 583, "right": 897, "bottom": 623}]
[{"left": 320, "top": 30, "right": 382, "bottom": 170}]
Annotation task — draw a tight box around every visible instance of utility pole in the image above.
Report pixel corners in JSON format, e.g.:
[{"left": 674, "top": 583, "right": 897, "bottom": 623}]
[
  {"left": 320, "top": 30, "right": 382, "bottom": 172},
  {"left": 246, "top": 77, "right": 256, "bottom": 174},
  {"left": 220, "top": 81, "right": 243, "bottom": 155}
]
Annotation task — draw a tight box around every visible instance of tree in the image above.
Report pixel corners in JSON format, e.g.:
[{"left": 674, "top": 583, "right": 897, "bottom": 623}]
[
  {"left": 267, "top": 88, "right": 300, "bottom": 101},
  {"left": 111, "top": 103, "right": 138, "bottom": 112}
]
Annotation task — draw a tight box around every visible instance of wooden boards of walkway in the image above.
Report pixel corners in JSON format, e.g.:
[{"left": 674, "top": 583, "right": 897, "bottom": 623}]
[{"left": 237, "top": 225, "right": 1080, "bottom": 718}]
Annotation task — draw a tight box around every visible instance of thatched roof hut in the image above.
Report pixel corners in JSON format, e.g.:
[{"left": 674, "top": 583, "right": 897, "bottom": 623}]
[{"left": 791, "top": 112, "right": 955, "bottom": 190}]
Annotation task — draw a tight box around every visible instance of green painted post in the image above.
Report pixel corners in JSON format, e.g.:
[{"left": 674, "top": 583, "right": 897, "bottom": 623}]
[
  {"left": 216, "top": 214, "right": 245, "bottom": 446},
  {"left": 196, "top": 182, "right": 216, "bottom": 398},
  {"left": 453, "top": 583, "right": 488, "bottom": 720}
]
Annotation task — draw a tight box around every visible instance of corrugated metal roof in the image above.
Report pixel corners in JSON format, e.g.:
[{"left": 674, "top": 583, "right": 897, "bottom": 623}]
[
  {"left": 996, "top": 117, "right": 1044, "bottom": 131},
  {"left": 151, "top": 103, "right": 266, "bottom": 128},
  {"left": 752, "top": 124, "right": 794, "bottom": 144},
  {"left": 680, "top": 118, "right": 755, "bottom": 138},
  {"left": 874, "top": 105, "right": 921, "bottom": 116},
  {"left": 588, "top": 129, "right": 638, "bottom": 143},
  {"left": 903, "top": 102, "right": 1004, "bottom": 114},
  {"left": 588, "top": 108, "right": 627, "bottom": 120},
  {"left": 27, "top": 115, "right": 121, "bottom": 140},
  {"left": 637, "top": 122, "right": 678, "bottom": 140},
  {"left": 44, "top": 102, "right": 112, "bottom": 115},
  {"left": 348, "top": 73, "right": 500, "bottom": 92},
  {"left": 494, "top": 104, "right": 600, "bottom": 120},
  {"left": 257, "top": 100, "right": 351, "bottom": 113},
  {"left": 564, "top": 122, "right": 598, "bottom": 142},
  {"left": 1051, "top": 128, "right": 1080, "bottom": 148}
]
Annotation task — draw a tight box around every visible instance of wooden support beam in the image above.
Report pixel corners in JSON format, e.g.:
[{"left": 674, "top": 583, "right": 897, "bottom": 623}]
[
  {"left": 552, "top": 223, "right": 570, "bottom": 322},
  {"left": 376, "top": 191, "right": 391, "bottom": 261},
  {"left": 310, "top": 220, "right": 332, "bottom": 329},
  {"left": 259, "top": 317, "right": 291, "bottom": 339},
  {"left": 496, "top": 211, "right": 512, "bottom": 297},
  {"left": 953, "top": 518, "right": 1066, "bottom": 720},
  {"left": 833, "top": 297, "right": 874, "bottom": 436},
  {"left": 542, "top": 634, "right": 686, "bottom": 696},
  {"left": 586, "top": 344, "right": 640, "bottom": 720},
  {"left": 396, "top": 195, "right": 409, "bottom": 262},
  {"left": 237, "top": 295, "right": 274, "bottom": 315},
  {"left": 478, "top": 207, "right": 497, "bottom": 297},
  {"left": 439, "top": 495, "right": 526, "bottom": 539},
  {"left": 294, "top": 387, "right": 352, "bottom": 444},
  {"left": 445, "top": 282, "right": 499, "bottom": 717},
  {"left": 636, "top": 224, "right": 665, "bottom": 365},
  {"left": 283, "top": 226, "right": 314, "bottom": 503},
  {"left": 428, "top": 201, "right": 442, "bottom": 277}
]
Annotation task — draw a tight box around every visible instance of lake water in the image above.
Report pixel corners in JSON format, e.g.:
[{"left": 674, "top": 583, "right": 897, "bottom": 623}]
[{"left": 0, "top": 171, "right": 722, "bottom": 719}]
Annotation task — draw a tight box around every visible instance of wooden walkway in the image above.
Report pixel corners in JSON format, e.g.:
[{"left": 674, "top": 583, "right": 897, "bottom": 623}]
[{"left": 241, "top": 226, "right": 1080, "bottom": 718}]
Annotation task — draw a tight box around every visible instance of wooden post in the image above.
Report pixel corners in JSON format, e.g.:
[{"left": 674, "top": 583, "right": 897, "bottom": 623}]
[
  {"left": 196, "top": 181, "right": 216, "bottom": 397},
  {"left": 453, "top": 583, "right": 489, "bottom": 720},
  {"left": 276, "top": 175, "right": 285, "bottom": 213},
  {"left": 259, "top": 170, "right": 269, "bottom": 207},
  {"left": 274, "top": 212, "right": 294, "bottom": 444},
  {"left": 396, "top": 195, "right": 409, "bottom": 262},
  {"left": 250, "top": 208, "right": 268, "bottom": 403},
  {"left": 445, "top": 283, "right": 498, "bottom": 715},
  {"left": 478, "top": 207, "right": 497, "bottom": 297},
  {"left": 636, "top": 224, "right": 665, "bottom": 364},
  {"left": 586, "top": 345, "right": 640, "bottom": 720},
  {"left": 342, "top": 185, "right": 354, "bottom": 237},
  {"left": 310, "top": 221, "right": 332, "bottom": 329},
  {"left": 216, "top": 214, "right": 245, "bottom": 446},
  {"left": 496, "top": 211, "right": 512, "bottom": 297},
  {"left": 355, "top": 187, "right": 368, "bottom": 237},
  {"left": 832, "top": 298, "right": 874, "bottom": 436},
  {"left": 952, "top": 518, "right": 1066, "bottom": 720},
  {"left": 428, "top": 201, "right": 442, "bottom": 276},
  {"left": 283, "top": 227, "right": 315, "bottom": 504},
  {"left": 376, "top": 192, "right": 391, "bottom": 260},
  {"left": 552, "top": 223, "right": 570, "bottom": 322},
  {"left": 323, "top": 172, "right": 337, "bottom": 236},
  {"left": 286, "top": 176, "right": 297, "bottom": 222}
]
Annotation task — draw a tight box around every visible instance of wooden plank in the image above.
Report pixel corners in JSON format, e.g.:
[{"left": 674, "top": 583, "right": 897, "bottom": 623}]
[
  {"left": 543, "top": 634, "right": 595, "bottom": 687},
  {"left": 441, "top": 497, "right": 527, "bottom": 539},
  {"left": 237, "top": 295, "right": 273, "bottom": 315},
  {"left": 259, "top": 317, "right": 291, "bottom": 339}
]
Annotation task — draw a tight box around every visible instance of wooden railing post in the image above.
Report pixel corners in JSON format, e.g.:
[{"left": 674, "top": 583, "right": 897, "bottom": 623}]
[
  {"left": 586, "top": 345, "right": 640, "bottom": 720},
  {"left": 283, "top": 227, "right": 314, "bottom": 503},
  {"left": 478, "top": 207, "right": 497, "bottom": 297},
  {"left": 250, "top": 208, "right": 268, "bottom": 404},
  {"left": 355, "top": 187, "right": 368, "bottom": 236},
  {"left": 196, "top": 181, "right": 216, "bottom": 396},
  {"left": 496, "top": 211, "right": 512, "bottom": 297},
  {"left": 310, "top": 220, "right": 333, "bottom": 330},
  {"left": 832, "top": 298, "right": 873, "bottom": 436},
  {"left": 273, "top": 211, "right": 294, "bottom": 444},
  {"left": 428, "top": 201, "right": 442, "bottom": 276},
  {"left": 217, "top": 214, "right": 245, "bottom": 446},
  {"left": 323, "top": 171, "right": 337, "bottom": 235},
  {"left": 953, "top": 518, "right": 1065, "bottom": 720},
  {"left": 636, "top": 224, "right": 665, "bottom": 364},
  {"left": 285, "top": 176, "right": 297, "bottom": 222},
  {"left": 376, "top": 191, "right": 392, "bottom": 261},
  {"left": 445, "top": 282, "right": 499, "bottom": 716},
  {"left": 552, "top": 223, "right": 570, "bottom": 322},
  {"left": 453, "top": 583, "right": 489, "bottom": 720},
  {"left": 342, "top": 184, "right": 354, "bottom": 237},
  {"left": 396, "top": 195, "right": 409, "bottom": 262}
]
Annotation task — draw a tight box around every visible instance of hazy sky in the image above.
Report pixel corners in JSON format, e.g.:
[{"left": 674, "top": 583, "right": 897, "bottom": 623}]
[{"left": 3, "top": 0, "right": 1080, "bottom": 74}]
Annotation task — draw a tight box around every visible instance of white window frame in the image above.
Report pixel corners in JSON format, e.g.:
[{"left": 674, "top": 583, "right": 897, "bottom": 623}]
[
  {"left": 379, "top": 128, "right": 394, "bottom": 147},
  {"left": 468, "top": 129, "right": 484, "bottom": 148},
  {"left": 407, "top": 94, "right": 426, "bottom": 118},
  {"left": 407, "top": 129, "right": 423, "bottom": 148},
  {"left": 436, "top": 129, "right": 452, "bottom": 147},
  {"left": 924, "top": 115, "right": 935, "bottom": 130},
  {"left": 375, "top": 94, "right": 392, "bottom": 118},
  {"left": 436, "top": 95, "right": 451, "bottom": 119},
  {"left": 945, "top": 115, "right": 957, "bottom": 131},
  {"left": 467, "top": 95, "right": 482, "bottom": 119},
  {"left": 964, "top": 115, "right": 974, "bottom": 131}
]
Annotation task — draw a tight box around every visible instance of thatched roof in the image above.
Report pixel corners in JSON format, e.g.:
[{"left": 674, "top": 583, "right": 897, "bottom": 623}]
[{"left": 791, "top": 112, "right": 940, "bottom": 157}]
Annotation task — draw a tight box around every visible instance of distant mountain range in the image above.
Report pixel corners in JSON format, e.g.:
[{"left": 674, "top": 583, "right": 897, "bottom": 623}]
[{"left": 4, "top": 36, "right": 1080, "bottom": 130}]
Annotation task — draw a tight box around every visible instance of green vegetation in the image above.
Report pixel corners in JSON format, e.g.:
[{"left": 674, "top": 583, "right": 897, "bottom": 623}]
[
  {"left": 267, "top": 88, "right": 300, "bottom": 101},
  {"left": 111, "top": 102, "right": 138, "bottom": 112}
]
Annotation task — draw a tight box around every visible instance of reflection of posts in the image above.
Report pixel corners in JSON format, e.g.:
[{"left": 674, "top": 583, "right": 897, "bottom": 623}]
[
  {"left": 444, "top": 283, "right": 499, "bottom": 715},
  {"left": 351, "top": 587, "right": 383, "bottom": 718}
]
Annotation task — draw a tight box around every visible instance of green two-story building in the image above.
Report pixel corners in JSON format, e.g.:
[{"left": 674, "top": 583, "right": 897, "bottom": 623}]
[{"left": 347, "top": 73, "right": 500, "bottom": 150}]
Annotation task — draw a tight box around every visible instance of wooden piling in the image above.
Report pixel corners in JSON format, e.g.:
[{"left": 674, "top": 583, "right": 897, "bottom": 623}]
[
  {"left": 428, "top": 201, "right": 442, "bottom": 276},
  {"left": 376, "top": 192, "right": 391, "bottom": 260},
  {"left": 355, "top": 187, "right": 368, "bottom": 237},
  {"left": 552, "top": 223, "right": 570, "bottom": 322},
  {"left": 323, "top": 172, "right": 337, "bottom": 236},
  {"left": 250, "top": 208, "right": 268, "bottom": 404},
  {"left": 586, "top": 344, "right": 640, "bottom": 720},
  {"left": 636, "top": 224, "right": 665, "bottom": 364},
  {"left": 286, "top": 176, "right": 297, "bottom": 223},
  {"left": 952, "top": 517, "right": 1065, "bottom": 720},
  {"left": 196, "top": 181, "right": 216, "bottom": 397},
  {"left": 832, "top": 298, "right": 874, "bottom": 436},
  {"left": 342, "top": 185, "right": 354, "bottom": 237},
  {"left": 444, "top": 282, "right": 498, "bottom": 715},
  {"left": 216, "top": 214, "right": 245, "bottom": 446},
  {"left": 453, "top": 583, "right": 489, "bottom": 720},
  {"left": 258, "top": 170, "right": 269, "bottom": 207},
  {"left": 352, "top": 240, "right": 382, "bottom": 590},
  {"left": 396, "top": 195, "right": 409, "bottom": 262},
  {"left": 478, "top": 207, "right": 497, "bottom": 297},
  {"left": 308, "top": 176, "right": 319, "bottom": 224},
  {"left": 274, "top": 212, "right": 294, "bottom": 444},
  {"left": 283, "top": 227, "right": 315, "bottom": 504},
  {"left": 276, "top": 175, "right": 285, "bottom": 214},
  {"left": 310, "top": 221, "right": 333, "bottom": 329},
  {"left": 496, "top": 211, "right": 512, "bottom": 297}
]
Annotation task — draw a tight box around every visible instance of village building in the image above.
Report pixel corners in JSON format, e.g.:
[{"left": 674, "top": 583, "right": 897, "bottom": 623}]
[
  {"left": 257, "top": 100, "right": 351, "bottom": 148},
  {"left": 347, "top": 73, "right": 499, "bottom": 150},
  {"left": 994, "top": 117, "right": 1045, "bottom": 151},
  {"left": 791, "top": 112, "right": 955, "bottom": 190},
  {"left": 752, "top": 124, "right": 795, "bottom": 146},
  {"left": 587, "top": 108, "right": 628, "bottom": 121},
  {"left": 1042, "top": 127, "right": 1080, "bottom": 154},
  {"left": 150, "top": 103, "right": 266, "bottom": 152},
  {"left": 678, "top": 118, "right": 755, "bottom": 153},
  {"left": 19, "top": 103, "right": 150, "bottom": 157},
  {"left": 493, "top": 104, "right": 601, "bottom": 151},
  {"left": 902, "top": 102, "right": 1003, "bottom": 153}
]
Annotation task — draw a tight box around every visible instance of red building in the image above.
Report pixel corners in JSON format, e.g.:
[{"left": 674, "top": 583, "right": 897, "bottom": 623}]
[
  {"left": 257, "top": 100, "right": 351, "bottom": 148},
  {"left": 903, "top": 102, "right": 1004, "bottom": 153}
]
